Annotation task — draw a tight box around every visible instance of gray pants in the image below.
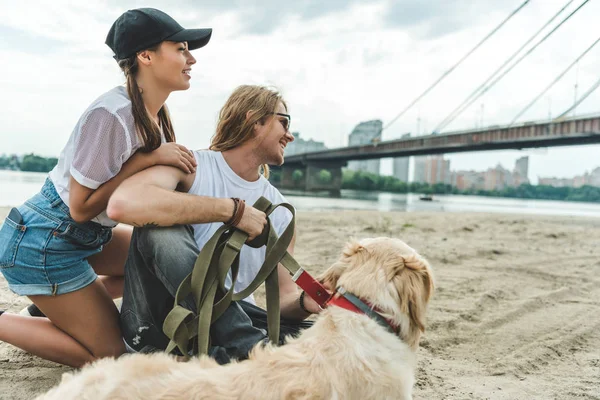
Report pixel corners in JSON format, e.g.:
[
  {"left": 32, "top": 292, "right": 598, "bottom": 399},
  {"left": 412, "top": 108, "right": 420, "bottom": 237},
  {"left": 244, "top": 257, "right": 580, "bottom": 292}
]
[{"left": 120, "top": 225, "right": 312, "bottom": 364}]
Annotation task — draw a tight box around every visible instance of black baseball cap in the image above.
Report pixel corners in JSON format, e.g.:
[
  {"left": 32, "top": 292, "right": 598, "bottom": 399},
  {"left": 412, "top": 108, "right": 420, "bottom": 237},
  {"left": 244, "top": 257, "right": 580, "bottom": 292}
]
[{"left": 106, "top": 8, "right": 212, "bottom": 60}]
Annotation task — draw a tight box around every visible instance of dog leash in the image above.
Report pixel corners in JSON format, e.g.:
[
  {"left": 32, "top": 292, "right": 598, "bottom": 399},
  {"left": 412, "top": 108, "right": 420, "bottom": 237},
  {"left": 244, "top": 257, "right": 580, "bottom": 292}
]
[{"left": 163, "top": 197, "right": 331, "bottom": 358}]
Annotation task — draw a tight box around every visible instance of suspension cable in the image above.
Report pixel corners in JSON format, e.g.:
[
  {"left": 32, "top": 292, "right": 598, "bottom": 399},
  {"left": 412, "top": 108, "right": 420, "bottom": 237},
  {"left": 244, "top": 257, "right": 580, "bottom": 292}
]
[
  {"left": 555, "top": 76, "right": 600, "bottom": 120},
  {"left": 382, "top": 0, "right": 531, "bottom": 133},
  {"left": 510, "top": 37, "right": 600, "bottom": 124},
  {"left": 434, "top": 0, "right": 590, "bottom": 133},
  {"left": 433, "top": 0, "right": 576, "bottom": 132}
]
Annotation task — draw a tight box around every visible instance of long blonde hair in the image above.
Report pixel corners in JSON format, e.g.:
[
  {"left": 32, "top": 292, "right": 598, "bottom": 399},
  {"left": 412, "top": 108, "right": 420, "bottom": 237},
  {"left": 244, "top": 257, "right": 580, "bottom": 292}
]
[
  {"left": 118, "top": 45, "right": 176, "bottom": 152},
  {"left": 210, "top": 85, "right": 287, "bottom": 178}
]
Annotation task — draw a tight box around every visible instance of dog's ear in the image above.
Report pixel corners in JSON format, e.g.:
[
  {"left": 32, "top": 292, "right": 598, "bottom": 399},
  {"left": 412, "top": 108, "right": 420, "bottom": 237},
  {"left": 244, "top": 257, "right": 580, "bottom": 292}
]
[
  {"left": 318, "top": 240, "right": 365, "bottom": 290},
  {"left": 342, "top": 240, "right": 365, "bottom": 257},
  {"left": 404, "top": 255, "right": 434, "bottom": 304},
  {"left": 393, "top": 254, "right": 434, "bottom": 334}
]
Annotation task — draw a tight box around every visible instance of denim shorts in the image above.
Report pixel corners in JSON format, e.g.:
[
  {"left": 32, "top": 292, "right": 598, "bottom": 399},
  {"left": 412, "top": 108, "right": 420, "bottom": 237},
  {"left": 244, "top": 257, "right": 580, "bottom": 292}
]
[{"left": 0, "top": 178, "right": 112, "bottom": 296}]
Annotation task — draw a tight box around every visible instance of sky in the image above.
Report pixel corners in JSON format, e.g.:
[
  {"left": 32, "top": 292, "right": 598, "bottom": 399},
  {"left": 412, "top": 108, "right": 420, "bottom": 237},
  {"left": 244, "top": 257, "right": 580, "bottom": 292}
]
[{"left": 1, "top": 0, "right": 599, "bottom": 183}]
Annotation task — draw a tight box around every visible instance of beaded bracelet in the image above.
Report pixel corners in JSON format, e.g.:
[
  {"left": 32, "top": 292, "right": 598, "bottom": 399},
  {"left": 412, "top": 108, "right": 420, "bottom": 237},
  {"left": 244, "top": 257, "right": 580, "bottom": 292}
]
[{"left": 299, "top": 290, "right": 311, "bottom": 314}]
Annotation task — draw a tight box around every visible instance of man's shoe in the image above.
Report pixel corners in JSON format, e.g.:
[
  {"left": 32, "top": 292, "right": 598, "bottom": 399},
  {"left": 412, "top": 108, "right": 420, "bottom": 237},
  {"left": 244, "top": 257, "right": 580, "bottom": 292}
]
[{"left": 19, "top": 303, "right": 46, "bottom": 318}]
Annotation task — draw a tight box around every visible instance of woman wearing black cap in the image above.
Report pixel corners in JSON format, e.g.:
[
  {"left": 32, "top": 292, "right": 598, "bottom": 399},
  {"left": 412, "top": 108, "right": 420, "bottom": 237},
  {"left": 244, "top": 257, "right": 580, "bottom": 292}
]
[{"left": 0, "top": 8, "right": 212, "bottom": 367}]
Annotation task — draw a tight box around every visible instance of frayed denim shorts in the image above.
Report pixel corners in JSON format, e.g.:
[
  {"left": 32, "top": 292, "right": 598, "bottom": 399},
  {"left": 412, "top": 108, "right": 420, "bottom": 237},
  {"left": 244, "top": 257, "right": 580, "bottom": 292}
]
[{"left": 0, "top": 178, "right": 112, "bottom": 296}]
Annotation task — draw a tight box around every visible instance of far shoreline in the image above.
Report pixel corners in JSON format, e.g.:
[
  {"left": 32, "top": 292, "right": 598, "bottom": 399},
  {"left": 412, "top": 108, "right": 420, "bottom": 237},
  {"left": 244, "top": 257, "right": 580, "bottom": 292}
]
[{"left": 3, "top": 169, "right": 600, "bottom": 206}]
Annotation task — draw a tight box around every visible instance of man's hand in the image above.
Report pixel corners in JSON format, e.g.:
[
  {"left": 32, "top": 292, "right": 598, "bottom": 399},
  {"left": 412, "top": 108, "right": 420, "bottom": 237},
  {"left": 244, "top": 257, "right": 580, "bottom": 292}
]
[
  {"left": 302, "top": 292, "right": 323, "bottom": 314},
  {"left": 236, "top": 205, "right": 267, "bottom": 240}
]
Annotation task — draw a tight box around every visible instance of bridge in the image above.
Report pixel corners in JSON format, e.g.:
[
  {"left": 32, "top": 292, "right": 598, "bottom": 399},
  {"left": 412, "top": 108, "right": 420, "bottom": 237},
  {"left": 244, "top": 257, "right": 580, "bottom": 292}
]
[
  {"left": 275, "top": 113, "right": 600, "bottom": 193},
  {"left": 270, "top": 0, "right": 600, "bottom": 194}
]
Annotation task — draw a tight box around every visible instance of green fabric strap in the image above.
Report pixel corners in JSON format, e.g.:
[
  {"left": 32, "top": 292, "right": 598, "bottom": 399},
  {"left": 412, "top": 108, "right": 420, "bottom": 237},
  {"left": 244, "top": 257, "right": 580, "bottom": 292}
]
[{"left": 162, "top": 197, "right": 298, "bottom": 358}]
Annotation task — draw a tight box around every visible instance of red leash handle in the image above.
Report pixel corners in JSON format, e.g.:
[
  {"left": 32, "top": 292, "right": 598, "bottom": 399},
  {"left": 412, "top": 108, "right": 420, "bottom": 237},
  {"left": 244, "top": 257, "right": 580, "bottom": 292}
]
[{"left": 292, "top": 269, "right": 332, "bottom": 308}]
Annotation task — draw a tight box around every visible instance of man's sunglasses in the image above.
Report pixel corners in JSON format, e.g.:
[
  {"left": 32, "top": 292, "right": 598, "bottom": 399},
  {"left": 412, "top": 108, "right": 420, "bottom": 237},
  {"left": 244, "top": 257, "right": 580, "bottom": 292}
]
[{"left": 275, "top": 113, "right": 291, "bottom": 132}]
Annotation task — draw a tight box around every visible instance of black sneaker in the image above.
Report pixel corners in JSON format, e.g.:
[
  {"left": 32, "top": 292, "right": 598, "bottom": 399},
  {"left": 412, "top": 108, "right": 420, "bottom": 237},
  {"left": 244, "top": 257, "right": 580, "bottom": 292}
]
[{"left": 19, "top": 303, "right": 46, "bottom": 318}]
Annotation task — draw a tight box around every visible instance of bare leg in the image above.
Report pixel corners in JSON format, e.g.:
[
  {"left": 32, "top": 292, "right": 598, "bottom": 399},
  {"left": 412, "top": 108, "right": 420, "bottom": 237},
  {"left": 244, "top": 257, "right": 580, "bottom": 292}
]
[
  {"left": 0, "top": 279, "right": 125, "bottom": 367},
  {"left": 97, "top": 275, "right": 124, "bottom": 300},
  {"left": 0, "top": 313, "right": 93, "bottom": 367},
  {"left": 88, "top": 225, "right": 132, "bottom": 299}
]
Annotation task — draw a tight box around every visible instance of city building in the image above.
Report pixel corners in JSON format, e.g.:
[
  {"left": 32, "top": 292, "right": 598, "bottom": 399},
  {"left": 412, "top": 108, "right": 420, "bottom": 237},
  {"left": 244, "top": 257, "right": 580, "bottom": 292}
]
[
  {"left": 588, "top": 167, "right": 600, "bottom": 187},
  {"left": 484, "top": 164, "right": 513, "bottom": 191},
  {"left": 452, "top": 170, "right": 484, "bottom": 191},
  {"left": 347, "top": 120, "right": 382, "bottom": 175},
  {"left": 284, "top": 132, "right": 327, "bottom": 156},
  {"left": 538, "top": 166, "right": 600, "bottom": 188},
  {"left": 393, "top": 157, "right": 410, "bottom": 182},
  {"left": 392, "top": 133, "right": 411, "bottom": 182},
  {"left": 538, "top": 177, "right": 577, "bottom": 187},
  {"left": 413, "top": 155, "right": 451, "bottom": 185},
  {"left": 514, "top": 156, "right": 529, "bottom": 179},
  {"left": 513, "top": 156, "right": 530, "bottom": 186},
  {"left": 452, "top": 157, "right": 533, "bottom": 191},
  {"left": 413, "top": 156, "right": 427, "bottom": 184},
  {"left": 573, "top": 174, "right": 588, "bottom": 187},
  {"left": 428, "top": 156, "right": 451, "bottom": 185}
]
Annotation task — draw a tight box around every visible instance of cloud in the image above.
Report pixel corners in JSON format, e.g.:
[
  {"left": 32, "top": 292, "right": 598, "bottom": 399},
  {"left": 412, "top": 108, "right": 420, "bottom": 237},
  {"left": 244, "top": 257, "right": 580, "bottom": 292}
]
[
  {"left": 0, "top": 26, "right": 67, "bottom": 54},
  {"left": 1, "top": 0, "right": 600, "bottom": 182},
  {"left": 102, "top": 0, "right": 380, "bottom": 35},
  {"left": 384, "top": 0, "right": 524, "bottom": 40}
]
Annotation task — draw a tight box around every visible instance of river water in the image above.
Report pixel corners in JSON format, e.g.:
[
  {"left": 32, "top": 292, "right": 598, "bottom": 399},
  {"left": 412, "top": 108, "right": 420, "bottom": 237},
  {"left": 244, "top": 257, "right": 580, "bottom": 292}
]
[{"left": 1, "top": 170, "right": 599, "bottom": 218}]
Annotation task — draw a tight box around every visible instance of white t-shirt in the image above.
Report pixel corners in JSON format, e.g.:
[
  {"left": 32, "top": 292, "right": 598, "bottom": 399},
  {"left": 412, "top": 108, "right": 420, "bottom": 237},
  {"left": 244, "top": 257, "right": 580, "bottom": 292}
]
[
  {"left": 48, "top": 86, "right": 144, "bottom": 227},
  {"left": 188, "top": 150, "right": 293, "bottom": 305}
]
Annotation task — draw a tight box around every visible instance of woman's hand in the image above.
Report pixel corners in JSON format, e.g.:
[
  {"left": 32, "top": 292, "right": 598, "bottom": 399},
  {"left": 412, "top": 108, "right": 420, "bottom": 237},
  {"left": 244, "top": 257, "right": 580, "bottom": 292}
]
[{"left": 151, "top": 143, "right": 197, "bottom": 173}]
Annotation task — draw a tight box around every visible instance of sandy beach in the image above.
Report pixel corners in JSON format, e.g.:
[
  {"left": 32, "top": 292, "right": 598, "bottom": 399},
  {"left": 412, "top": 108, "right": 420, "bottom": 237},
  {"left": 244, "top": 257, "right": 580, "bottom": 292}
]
[{"left": 1, "top": 206, "right": 599, "bottom": 399}]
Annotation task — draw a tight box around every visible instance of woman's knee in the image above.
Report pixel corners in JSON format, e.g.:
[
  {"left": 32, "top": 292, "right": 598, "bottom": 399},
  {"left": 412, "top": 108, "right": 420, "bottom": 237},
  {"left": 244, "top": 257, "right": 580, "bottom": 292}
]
[{"left": 89, "top": 340, "right": 126, "bottom": 360}]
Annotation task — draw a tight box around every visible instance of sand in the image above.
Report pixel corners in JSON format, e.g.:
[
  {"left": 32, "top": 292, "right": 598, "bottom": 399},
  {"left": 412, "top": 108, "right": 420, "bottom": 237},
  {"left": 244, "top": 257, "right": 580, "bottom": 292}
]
[{"left": 1, "top": 206, "right": 599, "bottom": 399}]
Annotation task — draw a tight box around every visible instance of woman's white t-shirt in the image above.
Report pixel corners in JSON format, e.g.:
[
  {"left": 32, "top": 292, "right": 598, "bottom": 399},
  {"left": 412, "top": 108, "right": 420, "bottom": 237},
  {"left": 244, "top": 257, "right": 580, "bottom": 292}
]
[
  {"left": 188, "top": 150, "right": 293, "bottom": 305},
  {"left": 49, "top": 86, "right": 145, "bottom": 227}
]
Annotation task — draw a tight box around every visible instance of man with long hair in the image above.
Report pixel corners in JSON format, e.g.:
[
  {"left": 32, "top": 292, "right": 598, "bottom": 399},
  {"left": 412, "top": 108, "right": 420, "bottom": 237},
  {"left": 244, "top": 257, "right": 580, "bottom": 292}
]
[{"left": 107, "top": 85, "right": 322, "bottom": 362}]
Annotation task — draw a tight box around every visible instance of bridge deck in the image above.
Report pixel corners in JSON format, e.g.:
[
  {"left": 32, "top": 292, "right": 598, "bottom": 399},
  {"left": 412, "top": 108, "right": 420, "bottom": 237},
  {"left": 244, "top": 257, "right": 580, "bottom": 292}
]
[{"left": 285, "top": 113, "right": 600, "bottom": 164}]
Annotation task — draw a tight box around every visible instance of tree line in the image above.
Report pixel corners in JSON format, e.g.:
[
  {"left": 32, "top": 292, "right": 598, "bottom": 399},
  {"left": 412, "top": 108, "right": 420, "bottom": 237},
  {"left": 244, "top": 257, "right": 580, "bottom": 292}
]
[
  {"left": 270, "top": 169, "right": 600, "bottom": 203},
  {"left": 7, "top": 157, "right": 599, "bottom": 203},
  {"left": 0, "top": 154, "right": 58, "bottom": 173}
]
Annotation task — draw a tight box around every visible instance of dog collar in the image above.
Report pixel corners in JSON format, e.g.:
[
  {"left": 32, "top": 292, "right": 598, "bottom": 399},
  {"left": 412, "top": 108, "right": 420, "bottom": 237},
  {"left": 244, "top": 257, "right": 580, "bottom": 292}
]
[
  {"left": 290, "top": 270, "right": 399, "bottom": 335},
  {"left": 326, "top": 287, "right": 399, "bottom": 335}
]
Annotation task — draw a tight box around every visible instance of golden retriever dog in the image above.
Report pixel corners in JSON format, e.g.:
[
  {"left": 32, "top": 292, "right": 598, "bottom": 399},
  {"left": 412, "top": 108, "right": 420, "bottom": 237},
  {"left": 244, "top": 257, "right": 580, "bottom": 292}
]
[{"left": 37, "top": 237, "right": 434, "bottom": 400}]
